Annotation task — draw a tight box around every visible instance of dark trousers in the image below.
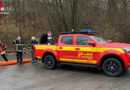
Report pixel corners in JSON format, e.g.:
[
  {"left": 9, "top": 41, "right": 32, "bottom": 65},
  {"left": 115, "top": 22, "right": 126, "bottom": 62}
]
[
  {"left": 31, "top": 51, "right": 34, "bottom": 62},
  {"left": 16, "top": 52, "right": 23, "bottom": 64},
  {"left": 1, "top": 54, "right": 8, "bottom": 61}
]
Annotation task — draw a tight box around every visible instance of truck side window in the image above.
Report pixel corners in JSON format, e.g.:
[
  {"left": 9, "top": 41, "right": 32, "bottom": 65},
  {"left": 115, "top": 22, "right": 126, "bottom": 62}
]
[
  {"left": 77, "top": 36, "right": 91, "bottom": 45},
  {"left": 61, "top": 36, "right": 73, "bottom": 45}
]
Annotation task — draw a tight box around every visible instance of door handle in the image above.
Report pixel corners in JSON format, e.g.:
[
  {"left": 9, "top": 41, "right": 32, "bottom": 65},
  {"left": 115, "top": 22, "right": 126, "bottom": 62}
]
[
  {"left": 75, "top": 48, "right": 80, "bottom": 50},
  {"left": 59, "top": 47, "right": 63, "bottom": 49}
]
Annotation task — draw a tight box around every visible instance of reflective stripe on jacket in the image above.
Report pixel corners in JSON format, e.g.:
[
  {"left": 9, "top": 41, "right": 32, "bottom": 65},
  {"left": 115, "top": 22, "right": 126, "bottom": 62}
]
[
  {"left": 0, "top": 43, "right": 6, "bottom": 55},
  {"left": 13, "top": 40, "right": 25, "bottom": 52},
  {"left": 1, "top": 51, "right": 5, "bottom": 55}
]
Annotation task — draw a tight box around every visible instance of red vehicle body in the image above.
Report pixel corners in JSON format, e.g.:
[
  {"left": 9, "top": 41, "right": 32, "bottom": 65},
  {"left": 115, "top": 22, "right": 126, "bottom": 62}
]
[{"left": 34, "top": 32, "right": 130, "bottom": 77}]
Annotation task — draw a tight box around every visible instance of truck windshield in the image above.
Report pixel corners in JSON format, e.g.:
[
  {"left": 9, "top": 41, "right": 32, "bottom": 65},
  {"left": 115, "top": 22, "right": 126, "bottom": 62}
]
[{"left": 90, "top": 36, "right": 108, "bottom": 44}]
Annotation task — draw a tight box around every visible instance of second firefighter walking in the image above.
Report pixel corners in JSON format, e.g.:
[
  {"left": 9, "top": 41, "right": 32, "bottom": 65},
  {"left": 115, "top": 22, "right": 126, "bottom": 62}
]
[{"left": 13, "top": 36, "right": 25, "bottom": 64}]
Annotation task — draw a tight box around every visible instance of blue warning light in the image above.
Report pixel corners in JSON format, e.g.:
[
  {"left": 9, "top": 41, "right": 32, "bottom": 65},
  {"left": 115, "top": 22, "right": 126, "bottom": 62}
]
[{"left": 80, "top": 29, "right": 94, "bottom": 33}]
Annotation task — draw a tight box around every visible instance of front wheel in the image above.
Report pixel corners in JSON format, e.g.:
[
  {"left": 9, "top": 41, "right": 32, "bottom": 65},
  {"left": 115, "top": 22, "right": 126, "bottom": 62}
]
[
  {"left": 102, "top": 58, "right": 125, "bottom": 77},
  {"left": 44, "top": 55, "right": 57, "bottom": 70}
]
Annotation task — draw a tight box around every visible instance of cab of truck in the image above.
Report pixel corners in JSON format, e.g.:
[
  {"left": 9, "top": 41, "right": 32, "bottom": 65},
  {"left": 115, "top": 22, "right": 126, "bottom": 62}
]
[{"left": 34, "top": 30, "right": 130, "bottom": 77}]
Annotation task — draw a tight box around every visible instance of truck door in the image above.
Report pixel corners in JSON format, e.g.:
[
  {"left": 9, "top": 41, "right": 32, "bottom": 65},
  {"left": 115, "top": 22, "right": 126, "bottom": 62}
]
[
  {"left": 74, "top": 36, "right": 97, "bottom": 64},
  {"left": 58, "top": 36, "right": 75, "bottom": 63}
]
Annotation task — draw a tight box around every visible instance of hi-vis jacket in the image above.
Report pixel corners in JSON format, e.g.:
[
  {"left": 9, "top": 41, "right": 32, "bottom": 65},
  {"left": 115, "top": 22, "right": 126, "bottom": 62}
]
[
  {"left": 0, "top": 43, "right": 6, "bottom": 55},
  {"left": 13, "top": 40, "right": 25, "bottom": 52}
]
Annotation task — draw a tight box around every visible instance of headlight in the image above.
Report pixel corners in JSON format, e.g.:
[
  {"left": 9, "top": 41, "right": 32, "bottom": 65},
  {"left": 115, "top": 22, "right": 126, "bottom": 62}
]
[{"left": 122, "top": 48, "right": 130, "bottom": 53}]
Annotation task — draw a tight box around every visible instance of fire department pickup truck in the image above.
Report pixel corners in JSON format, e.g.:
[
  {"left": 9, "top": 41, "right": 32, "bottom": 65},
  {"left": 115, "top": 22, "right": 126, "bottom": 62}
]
[{"left": 34, "top": 30, "right": 130, "bottom": 77}]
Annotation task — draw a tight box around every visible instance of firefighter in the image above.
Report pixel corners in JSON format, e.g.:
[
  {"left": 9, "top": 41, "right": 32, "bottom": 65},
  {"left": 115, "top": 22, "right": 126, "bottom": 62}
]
[
  {"left": 0, "top": 40, "right": 8, "bottom": 61},
  {"left": 29, "top": 36, "right": 38, "bottom": 63},
  {"left": 13, "top": 36, "right": 25, "bottom": 64}
]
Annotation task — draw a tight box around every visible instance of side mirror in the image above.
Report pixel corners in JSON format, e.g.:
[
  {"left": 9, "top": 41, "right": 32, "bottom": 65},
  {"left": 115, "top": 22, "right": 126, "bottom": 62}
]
[
  {"left": 88, "top": 41, "right": 96, "bottom": 46},
  {"left": 108, "top": 40, "right": 112, "bottom": 43}
]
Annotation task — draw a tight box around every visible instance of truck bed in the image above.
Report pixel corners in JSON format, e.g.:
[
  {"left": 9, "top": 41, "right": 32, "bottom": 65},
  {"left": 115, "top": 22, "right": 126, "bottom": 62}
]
[{"left": 34, "top": 44, "right": 58, "bottom": 60}]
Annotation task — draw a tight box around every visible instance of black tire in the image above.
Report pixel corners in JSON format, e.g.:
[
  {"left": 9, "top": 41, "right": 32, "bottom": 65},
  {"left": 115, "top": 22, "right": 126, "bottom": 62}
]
[
  {"left": 44, "top": 55, "right": 57, "bottom": 70},
  {"left": 102, "top": 58, "right": 125, "bottom": 77}
]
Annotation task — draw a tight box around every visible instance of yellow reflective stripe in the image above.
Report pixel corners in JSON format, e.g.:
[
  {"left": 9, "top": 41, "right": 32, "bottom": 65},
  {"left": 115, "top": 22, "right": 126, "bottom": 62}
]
[
  {"left": 35, "top": 46, "right": 125, "bottom": 53},
  {"left": 1, "top": 51, "right": 5, "bottom": 54},
  {"left": 35, "top": 46, "right": 57, "bottom": 50},
  {"left": 16, "top": 44, "right": 24, "bottom": 46},
  {"left": 58, "top": 47, "right": 75, "bottom": 51},
  {"left": 60, "top": 58, "right": 97, "bottom": 64},
  {"left": 60, "top": 58, "right": 73, "bottom": 62},
  {"left": 97, "top": 47, "right": 124, "bottom": 53},
  {"left": 77, "top": 47, "right": 125, "bottom": 53},
  {"left": 58, "top": 47, "right": 125, "bottom": 53},
  {"left": 35, "top": 56, "right": 41, "bottom": 59}
]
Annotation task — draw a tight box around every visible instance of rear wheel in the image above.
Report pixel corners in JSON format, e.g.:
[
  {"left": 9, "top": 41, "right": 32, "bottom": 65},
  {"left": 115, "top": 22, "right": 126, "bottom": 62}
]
[
  {"left": 102, "top": 58, "right": 125, "bottom": 77},
  {"left": 44, "top": 55, "right": 57, "bottom": 70}
]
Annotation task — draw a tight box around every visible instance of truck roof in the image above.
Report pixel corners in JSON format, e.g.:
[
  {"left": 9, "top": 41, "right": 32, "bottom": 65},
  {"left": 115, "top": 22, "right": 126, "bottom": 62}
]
[{"left": 60, "top": 29, "right": 95, "bottom": 35}]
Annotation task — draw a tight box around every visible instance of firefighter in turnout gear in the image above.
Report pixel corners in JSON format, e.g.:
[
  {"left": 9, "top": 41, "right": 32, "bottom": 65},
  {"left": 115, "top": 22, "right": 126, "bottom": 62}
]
[
  {"left": 0, "top": 40, "right": 8, "bottom": 61},
  {"left": 29, "top": 36, "right": 38, "bottom": 63},
  {"left": 13, "top": 36, "right": 25, "bottom": 64}
]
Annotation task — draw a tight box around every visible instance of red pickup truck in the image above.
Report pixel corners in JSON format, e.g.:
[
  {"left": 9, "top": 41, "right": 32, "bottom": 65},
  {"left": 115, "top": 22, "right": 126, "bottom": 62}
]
[{"left": 34, "top": 30, "right": 130, "bottom": 77}]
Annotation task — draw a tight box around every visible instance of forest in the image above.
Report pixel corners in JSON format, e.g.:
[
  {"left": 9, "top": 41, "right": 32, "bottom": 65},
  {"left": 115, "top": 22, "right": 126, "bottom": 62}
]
[{"left": 0, "top": 0, "right": 130, "bottom": 51}]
